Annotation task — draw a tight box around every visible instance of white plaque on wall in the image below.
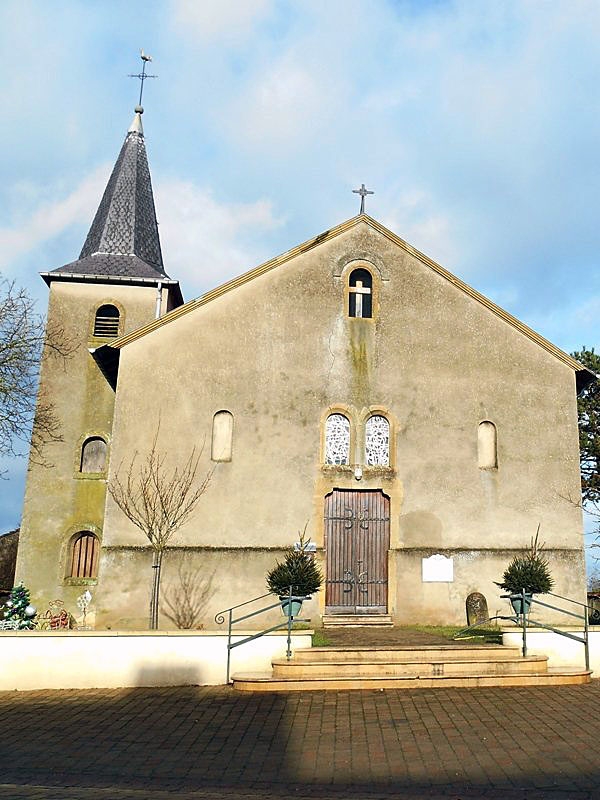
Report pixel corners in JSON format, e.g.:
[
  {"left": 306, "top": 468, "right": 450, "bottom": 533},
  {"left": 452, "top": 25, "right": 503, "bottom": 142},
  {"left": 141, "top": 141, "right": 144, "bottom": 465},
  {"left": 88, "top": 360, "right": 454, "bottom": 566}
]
[{"left": 422, "top": 554, "right": 454, "bottom": 582}]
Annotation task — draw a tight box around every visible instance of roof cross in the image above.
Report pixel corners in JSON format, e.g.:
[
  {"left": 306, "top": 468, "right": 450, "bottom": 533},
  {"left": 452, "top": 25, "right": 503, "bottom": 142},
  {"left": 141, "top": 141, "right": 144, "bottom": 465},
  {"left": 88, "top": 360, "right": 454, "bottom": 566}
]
[
  {"left": 352, "top": 183, "right": 374, "bottom": 214},
  {"left": 128, "top": 49, "right": 157, "bottom": 111}
]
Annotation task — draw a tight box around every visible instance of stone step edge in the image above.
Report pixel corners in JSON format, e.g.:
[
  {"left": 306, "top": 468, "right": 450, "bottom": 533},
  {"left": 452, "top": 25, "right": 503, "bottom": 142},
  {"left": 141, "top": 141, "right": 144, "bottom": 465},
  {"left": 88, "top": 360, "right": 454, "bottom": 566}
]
[
  {"left": 231, "top": 669, "right": 592, "bottom": 691},
  {"left": 295, "top": 646, "right": 521, "bottom": 654},
  {"left": 272, "top": 655, "right": 549, "bottom": 668}
]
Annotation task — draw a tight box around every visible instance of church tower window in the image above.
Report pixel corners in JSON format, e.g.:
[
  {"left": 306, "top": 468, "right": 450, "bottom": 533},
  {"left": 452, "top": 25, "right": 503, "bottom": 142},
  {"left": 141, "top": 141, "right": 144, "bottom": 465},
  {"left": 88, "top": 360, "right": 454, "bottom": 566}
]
[
  {"left": 478, "top": 421, "right": 498, "bottom": 469},
  {"left": 80, "top": 437, "right": 107, "bottom": 473},
  {"left": 325, "top": 414, "right": 350, "bottom": 465},
  {"left": 348, "top": 268, "right": 373, "bottom": 318},
  {"left": 212, "top": 410, "right": 234, "bottom": 462},
  {"left": 69, "top": 532, "right": 100, "bottom": 579},
  {"left": 365, "top": 415, "right": 390, "bottom": 466},
  {"left": 93, "top": 304, "right": 120, "bottom": 337}
]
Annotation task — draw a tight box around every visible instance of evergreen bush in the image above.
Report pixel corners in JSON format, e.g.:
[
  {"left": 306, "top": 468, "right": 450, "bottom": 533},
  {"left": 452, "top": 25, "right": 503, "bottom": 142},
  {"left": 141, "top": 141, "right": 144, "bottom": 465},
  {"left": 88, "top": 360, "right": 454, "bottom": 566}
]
[
  {"left": 266, "top": 533, "right": 323, "bottom": 597},
  {"left": 498, "top": 530, "right": 554, "bottom": 595}
]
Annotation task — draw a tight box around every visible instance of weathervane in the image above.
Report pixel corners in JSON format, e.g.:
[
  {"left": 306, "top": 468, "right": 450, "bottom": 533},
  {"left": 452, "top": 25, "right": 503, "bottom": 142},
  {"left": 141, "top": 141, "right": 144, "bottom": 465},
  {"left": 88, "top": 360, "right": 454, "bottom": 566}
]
[
  {"left": 128, "top": 49, "right": 157, "bottom": 111},
  {"left": 352, "top": 183, "right": 374, "bottom": 214}
]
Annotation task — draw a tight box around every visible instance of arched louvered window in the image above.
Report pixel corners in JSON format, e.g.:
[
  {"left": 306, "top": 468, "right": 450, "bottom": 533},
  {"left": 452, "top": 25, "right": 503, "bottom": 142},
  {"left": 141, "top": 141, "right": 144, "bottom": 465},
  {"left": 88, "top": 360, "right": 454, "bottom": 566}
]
[
  {"left": 365, "top": 415, "right": 390, "bottom": 466},
  {"left": 211, "top": 410, "right": 234, "bottom": 462},
  {"left": 70, "top": 532, "right": 100, "bottom": 579},
  {"left": 478, "top": 421, "right": 498, "bottom": 469},
  {"left": 348, "top": 268, "right": 373, "bottom": 318},
  {"left": 325, "top": 414, "right": 350, "bottom": 465},
  {"left": 80, "top": 437, "right": 107, "bottom": 473},
  {"left": 93, "top": 304, "right": 120, "bottom": 337}
]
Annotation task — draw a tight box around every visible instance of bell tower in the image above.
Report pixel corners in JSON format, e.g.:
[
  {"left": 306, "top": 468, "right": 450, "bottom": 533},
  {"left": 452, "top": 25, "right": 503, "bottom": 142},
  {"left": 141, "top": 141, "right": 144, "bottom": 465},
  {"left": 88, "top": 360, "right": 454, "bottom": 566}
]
[{"left": 16, "top": 89, "right": 182, "bottom": 613}]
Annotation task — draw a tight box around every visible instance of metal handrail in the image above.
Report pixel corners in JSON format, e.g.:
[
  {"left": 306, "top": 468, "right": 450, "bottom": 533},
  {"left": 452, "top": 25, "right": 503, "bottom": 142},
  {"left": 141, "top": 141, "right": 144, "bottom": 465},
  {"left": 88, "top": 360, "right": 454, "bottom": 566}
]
[
  {"left": 214, "top": 586, "right": 310, "bottom": 684},
  {"left": 454, "top": 588, "right": 591, "bottom": 671}
]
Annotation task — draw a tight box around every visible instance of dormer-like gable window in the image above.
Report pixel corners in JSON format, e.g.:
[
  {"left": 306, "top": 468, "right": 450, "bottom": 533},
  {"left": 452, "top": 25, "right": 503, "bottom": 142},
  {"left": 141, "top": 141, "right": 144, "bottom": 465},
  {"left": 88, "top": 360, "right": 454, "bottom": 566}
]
[
  {"left": 93, "top": 304, "right": 120, "bottom": 338},
  {"left": 348, "top": 268, "right": 373, "bottom": 318}
]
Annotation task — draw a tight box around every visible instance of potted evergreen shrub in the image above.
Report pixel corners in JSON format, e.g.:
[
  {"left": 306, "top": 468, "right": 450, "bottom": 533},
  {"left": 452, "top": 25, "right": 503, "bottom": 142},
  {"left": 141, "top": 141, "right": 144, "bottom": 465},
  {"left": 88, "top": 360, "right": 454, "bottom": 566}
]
[
  {"left": 498, "top": 530, "right": 554, "bottom": 617},
  {"left": 266, "top": 532, "right": 323, "bottom": 617}
]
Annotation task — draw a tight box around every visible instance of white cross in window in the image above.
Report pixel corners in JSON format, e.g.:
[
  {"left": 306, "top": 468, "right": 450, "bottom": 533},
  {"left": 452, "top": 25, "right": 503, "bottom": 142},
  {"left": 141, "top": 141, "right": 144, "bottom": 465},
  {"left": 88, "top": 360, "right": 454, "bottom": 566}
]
[{"left": 349, "top": 280, "right": 371, "bottom": 318}]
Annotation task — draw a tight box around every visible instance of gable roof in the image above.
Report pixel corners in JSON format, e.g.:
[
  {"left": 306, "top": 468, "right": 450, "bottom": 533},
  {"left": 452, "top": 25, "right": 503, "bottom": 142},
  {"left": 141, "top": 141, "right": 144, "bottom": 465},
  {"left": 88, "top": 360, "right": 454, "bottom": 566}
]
[{"left": 93, "top": 214, "right": 595, "bottom": 391}]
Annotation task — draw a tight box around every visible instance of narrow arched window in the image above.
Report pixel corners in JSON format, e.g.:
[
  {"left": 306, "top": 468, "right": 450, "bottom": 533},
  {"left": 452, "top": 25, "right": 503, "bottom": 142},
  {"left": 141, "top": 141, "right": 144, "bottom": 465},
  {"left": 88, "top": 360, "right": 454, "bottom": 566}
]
[
  {"left": 365, "top": 415, "right": 390, "bottom": 466},
  {"left": 80, "top": 437, "right": 107, "bottom": 473},
  {"left": 325, "top": 414, "right": 350, "bottom": 465},
  {"left": 212, "top": 410, "right": 234, "bottom": 462},
  {"left": 93, "top": 304, "right": 120, "bottom": 337},
  {"left": 348, "top": 268, "right": 373, "bottom": 318},
  {"left": 478, "top": 421, "right": 497, "bottom": 469},
  {"left": 70, "top": 532, "right": 99, "bottom": 579}
]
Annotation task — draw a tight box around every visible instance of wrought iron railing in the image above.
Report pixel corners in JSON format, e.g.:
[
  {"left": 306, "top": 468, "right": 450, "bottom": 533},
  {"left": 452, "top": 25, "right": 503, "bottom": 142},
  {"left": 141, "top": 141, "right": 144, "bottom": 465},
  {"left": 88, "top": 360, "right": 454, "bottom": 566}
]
[
  {"left": 454, "top": 589, "right": 591, "bottom": 671},
  {"left": 214, "top": 586, "right": 310, "bottom": 684}
]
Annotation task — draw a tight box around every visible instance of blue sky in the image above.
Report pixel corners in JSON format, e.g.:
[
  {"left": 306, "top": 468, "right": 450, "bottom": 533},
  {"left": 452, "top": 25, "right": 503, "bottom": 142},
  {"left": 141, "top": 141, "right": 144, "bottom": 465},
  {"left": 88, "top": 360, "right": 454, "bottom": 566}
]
[{"left": 1, "top": 0, "right": 600, "bottom": 558}]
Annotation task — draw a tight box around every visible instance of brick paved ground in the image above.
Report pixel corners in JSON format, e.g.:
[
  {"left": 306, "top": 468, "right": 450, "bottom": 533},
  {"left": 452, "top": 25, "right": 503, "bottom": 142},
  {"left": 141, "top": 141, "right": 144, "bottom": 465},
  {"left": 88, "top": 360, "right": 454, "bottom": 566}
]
[{"left": 1, "top": 682, "right": 600, "bottom": 800}]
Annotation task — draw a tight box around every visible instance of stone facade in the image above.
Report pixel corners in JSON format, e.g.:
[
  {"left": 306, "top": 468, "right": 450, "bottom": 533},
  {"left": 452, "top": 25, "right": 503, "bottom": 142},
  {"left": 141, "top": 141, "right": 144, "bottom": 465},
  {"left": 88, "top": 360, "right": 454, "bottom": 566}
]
[{"left": 15, "top": 114, "right": 592, "bottom": 631}]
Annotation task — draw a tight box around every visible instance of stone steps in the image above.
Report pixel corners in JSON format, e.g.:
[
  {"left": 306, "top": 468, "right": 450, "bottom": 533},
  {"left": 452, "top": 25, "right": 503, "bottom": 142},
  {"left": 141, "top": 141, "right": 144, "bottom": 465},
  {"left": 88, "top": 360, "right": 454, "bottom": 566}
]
[
  {"left": 231, "top": 668, "right": 592, "bottom": 692},
  {"left": 322, "top": 615, "right": 393, "bottom": 627},
  {"left": 271, "top": 655, "right": 548, "bottom": 678},
  {"left": 291, "top": 645, "right": 521, "bottom": 662},
  {"left": 231, "top": 643, "right": 592, "bottom": 691}
]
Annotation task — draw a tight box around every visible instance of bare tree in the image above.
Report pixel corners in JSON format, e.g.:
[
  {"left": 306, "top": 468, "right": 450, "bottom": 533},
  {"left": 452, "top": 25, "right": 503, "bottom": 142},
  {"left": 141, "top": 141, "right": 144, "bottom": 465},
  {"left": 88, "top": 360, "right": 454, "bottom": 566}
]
[
  {"left": 160, "top": 564, "right": 216, "bottom": 629},
  {"left": 108, "top": 429, "right": 212, "bottom": 629},
  {"left": 0, "top": 277, "right": 76, "bottom": 469}
]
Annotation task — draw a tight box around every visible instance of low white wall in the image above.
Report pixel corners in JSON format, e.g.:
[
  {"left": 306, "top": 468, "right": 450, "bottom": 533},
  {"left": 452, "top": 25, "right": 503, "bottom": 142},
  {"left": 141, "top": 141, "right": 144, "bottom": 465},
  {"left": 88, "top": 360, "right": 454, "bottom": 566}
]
[
  {"left": 0, "top": 630, "right": 313, "bottom": 691},
  {"left": 502, "top": 627, "right": 599, "bottom": 672}
]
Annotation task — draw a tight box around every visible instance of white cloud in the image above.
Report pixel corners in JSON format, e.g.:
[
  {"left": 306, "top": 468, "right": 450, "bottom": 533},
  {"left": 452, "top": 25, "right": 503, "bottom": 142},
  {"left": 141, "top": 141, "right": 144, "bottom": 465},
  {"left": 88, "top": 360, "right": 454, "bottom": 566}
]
[
  {"left": 382, "top": 190, "right": 460, "bottom": 273},
  {"left": 155, "top": 179, "right": 285, "bottom": 295},
  {"left": 171, "top": 0, "right": 273, "bottom": 44},
  {"left": 0, "top": 166, "right": 110, "bottom": 274}
]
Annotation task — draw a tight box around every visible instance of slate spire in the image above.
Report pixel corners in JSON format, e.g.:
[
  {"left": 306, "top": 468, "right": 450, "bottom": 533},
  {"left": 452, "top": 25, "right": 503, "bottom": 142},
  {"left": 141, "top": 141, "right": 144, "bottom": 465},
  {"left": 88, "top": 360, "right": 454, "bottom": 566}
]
[{"left": 49, "top": 109, "right": 171, "bottom": 282}]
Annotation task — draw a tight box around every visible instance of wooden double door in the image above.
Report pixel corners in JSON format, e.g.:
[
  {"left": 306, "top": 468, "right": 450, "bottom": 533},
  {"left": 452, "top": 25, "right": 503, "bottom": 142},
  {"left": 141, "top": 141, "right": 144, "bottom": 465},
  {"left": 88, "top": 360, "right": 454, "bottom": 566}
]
[{"left": 324, "top": 489, "right": 390, "bottom": 614}]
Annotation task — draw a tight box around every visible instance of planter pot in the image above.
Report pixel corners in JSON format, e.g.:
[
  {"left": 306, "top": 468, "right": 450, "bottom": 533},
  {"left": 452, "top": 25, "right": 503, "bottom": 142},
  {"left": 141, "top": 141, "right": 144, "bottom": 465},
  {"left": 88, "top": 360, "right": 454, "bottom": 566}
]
[
  {"left": 279, "top": 597, "right": 304, "bottom": 618},
  {"left": 510, "top": 593, "right": 532, "bottom": 617}
]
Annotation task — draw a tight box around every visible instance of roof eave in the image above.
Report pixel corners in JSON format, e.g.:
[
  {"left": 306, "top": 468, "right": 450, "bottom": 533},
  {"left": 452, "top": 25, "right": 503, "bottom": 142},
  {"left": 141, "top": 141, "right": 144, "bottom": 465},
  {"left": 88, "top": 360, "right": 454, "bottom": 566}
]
[{"left": 41, "top": 271, "right": 179, "bottom": 288}]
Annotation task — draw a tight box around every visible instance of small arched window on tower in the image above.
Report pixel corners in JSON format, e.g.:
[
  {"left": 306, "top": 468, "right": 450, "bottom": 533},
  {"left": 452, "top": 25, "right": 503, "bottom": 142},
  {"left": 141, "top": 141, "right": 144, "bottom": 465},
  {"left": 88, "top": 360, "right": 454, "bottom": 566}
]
[
  {"left": 325, "top": 413, "right": 350, "bottom": 465},
  {"left": 478, "top": 421, "right": 498, "bottom": 470},
  {"left": 69, "top": 532, "right": 100, "bottom": 579},
  {"left": 348, "top": 268, "right": 373, "bottom": 318},
  {"left": 365, "top": 415, "right": 390, "bottom": 466},
  {"left": 93, "top": 304, "right": 120, "bottom": 338},
  {"left": 80, "top": 437, "right": 107, "bottom": 473},
  {"left": 211, "top": 410, "right": 234, "bottom": 462}
]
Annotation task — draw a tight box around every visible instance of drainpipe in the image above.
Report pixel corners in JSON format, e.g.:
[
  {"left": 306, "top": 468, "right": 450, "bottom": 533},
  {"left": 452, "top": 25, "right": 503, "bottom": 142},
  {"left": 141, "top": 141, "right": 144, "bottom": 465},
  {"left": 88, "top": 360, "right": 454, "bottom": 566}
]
[{"left": 155, "top": 281, "right": 163, "bottom": 319}]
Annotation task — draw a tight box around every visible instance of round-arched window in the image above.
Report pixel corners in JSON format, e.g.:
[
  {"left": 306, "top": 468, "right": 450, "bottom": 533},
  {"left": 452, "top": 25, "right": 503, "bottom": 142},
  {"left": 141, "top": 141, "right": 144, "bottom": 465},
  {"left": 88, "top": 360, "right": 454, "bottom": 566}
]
[
  {"left": 365, "top": 415, "right": 390, "bottom": 466},
  {"left": 325, "top": 414, "right": 350, "bottom": 465},
  {"left": 80, "top": 437, "right": 107, "bottom": 473},
  {"left": 93, "top": 304, "right": 120, "bottom": 337},
  {"left": 348, "top": 268, "right": 373, "bottom": 318},
  {"left": 70, "top": 532, "right": 100, "bottom": 579}
]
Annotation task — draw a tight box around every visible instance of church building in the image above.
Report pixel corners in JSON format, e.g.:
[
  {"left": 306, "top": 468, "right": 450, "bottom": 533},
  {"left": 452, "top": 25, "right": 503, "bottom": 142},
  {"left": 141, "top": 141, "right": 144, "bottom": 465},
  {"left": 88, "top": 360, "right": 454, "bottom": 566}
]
[{"left": 15, "top": 104, "right": 593, "bottom": 630}]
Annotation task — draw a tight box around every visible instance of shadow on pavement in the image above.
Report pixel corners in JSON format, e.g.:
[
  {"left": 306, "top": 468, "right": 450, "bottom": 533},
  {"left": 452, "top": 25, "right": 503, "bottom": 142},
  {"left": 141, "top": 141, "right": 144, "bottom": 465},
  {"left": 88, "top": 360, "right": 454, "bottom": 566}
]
[{"left": 1, "top": 679, "right": 600, "bottom": 799}]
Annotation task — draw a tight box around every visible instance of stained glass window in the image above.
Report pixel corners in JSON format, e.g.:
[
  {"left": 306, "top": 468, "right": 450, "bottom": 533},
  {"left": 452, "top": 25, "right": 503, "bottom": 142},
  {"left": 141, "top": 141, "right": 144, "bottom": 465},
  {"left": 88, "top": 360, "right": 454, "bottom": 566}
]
[
  {"left": 325, "top": 414, "right": 350, "bottom": 465},
  {"left": 365, "top": 415, "right": 389, "bottom": 466}
]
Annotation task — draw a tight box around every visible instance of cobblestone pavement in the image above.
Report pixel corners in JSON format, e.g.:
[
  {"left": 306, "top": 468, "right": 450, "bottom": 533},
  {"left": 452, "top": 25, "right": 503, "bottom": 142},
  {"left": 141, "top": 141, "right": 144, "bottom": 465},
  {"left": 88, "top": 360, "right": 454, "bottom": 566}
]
[{"left": 1, "top": 682, "right": 600, "bottom": 800}]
